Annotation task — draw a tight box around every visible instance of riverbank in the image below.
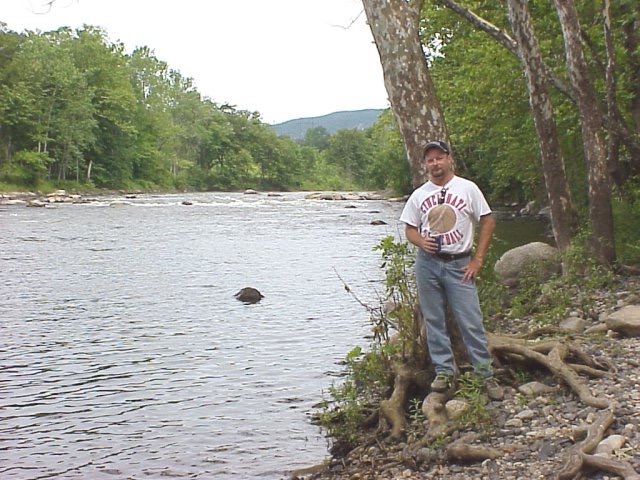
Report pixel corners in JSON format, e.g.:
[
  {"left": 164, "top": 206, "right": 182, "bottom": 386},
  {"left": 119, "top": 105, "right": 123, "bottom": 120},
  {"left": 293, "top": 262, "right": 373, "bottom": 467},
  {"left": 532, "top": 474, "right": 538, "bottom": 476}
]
[
  {"left": 0, "top": 188, "right": 184, "bottom": 205},
  {"left": 288, "top": 275, "right": 640, "bottom": 480}
]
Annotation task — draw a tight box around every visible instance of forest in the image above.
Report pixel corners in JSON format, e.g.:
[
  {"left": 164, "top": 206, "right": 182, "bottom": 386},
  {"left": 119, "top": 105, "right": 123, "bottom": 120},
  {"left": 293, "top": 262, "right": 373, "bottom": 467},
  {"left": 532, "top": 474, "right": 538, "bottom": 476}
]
[{"left": 0, "top": 23, "right": 403, "bottom": 195}]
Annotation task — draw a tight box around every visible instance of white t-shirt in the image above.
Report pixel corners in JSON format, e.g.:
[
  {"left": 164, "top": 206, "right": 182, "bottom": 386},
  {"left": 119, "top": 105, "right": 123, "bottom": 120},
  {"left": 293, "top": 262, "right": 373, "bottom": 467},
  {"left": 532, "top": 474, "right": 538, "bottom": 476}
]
[{"left": 399, "top": 175, "right": 492, "bottom": 254}]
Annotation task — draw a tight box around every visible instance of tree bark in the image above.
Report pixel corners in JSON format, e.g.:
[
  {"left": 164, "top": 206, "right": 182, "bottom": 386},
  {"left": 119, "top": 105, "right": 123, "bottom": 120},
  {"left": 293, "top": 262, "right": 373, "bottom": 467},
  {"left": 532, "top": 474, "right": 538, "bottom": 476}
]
[
  {"left": 362, "top": 0, "right": 449, "bottom": 188},
  {"left": 552, "top": 0, "right": 615, "bottom": 266},
  {"left": 506, "top": 0, "right": 577, "bottom": 251}
]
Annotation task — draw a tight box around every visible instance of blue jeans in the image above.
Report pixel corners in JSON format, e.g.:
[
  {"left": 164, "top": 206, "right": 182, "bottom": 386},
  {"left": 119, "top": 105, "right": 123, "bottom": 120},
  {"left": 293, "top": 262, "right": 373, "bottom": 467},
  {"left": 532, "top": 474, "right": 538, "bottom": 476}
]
[{"left": 415, "top": 249, "right": 493, "bottom": 378}]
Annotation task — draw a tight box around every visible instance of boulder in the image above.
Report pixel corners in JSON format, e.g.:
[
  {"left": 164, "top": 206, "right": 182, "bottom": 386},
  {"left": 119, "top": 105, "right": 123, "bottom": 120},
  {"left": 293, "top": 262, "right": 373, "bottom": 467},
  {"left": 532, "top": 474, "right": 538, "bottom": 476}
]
[
  {"left": 305, "top": 192, "right": 346, "bottom": 200},
  {"left": 519, "top": 200, "right": 537, "bottom": 216},
  {"left": 605, "top": 305, "right": 640, "bottom": 336},
  {"left": 559, "top": 316, "right": 588, "bottom": 334},
  {"left": 234, "top": 287, "right": 264, "bottom": 304},
  {"left": 494, "top": 242, "right": 561, "bottom": 287}
]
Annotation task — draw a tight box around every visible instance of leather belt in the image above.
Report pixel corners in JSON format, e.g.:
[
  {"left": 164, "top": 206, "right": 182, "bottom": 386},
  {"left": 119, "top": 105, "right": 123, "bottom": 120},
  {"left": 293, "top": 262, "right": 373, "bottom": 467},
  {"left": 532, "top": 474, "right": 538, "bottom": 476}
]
[{"left": 434, "top": 251, "right": 471, "bottom": 261}]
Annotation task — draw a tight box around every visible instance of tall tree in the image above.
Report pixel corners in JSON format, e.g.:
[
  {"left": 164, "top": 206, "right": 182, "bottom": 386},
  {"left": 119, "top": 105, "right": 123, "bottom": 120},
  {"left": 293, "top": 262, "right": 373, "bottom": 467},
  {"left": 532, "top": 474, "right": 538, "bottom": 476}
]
[
  {"left": 506, "top": 0, "right": 577, "bottom": 251},
  {"left": 552, "top": 0, "right": 615, "bottom": 265},
  {"left": 69, "top": 26, "right": 136, "bottom": 185},
  {"left": 364, "top": 0, "right": 628, "bottom": 265},
  {"left": 362, "top": 0, "right": 448, "bottom": 188}
]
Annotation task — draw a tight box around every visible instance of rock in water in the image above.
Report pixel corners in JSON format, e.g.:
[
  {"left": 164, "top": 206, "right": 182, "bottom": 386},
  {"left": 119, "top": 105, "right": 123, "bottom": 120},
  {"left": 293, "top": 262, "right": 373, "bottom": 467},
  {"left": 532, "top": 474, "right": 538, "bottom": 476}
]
[{"left": 234, "top": 287, "right": 264, "bottom": 304}]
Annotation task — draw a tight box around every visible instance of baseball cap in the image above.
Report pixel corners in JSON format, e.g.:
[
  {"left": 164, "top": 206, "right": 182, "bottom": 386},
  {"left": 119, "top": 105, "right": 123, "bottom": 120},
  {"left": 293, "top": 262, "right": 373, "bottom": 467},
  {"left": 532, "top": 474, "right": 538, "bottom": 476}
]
[{"left": 423, "top": 140, "right": 450, "bottom": 155}]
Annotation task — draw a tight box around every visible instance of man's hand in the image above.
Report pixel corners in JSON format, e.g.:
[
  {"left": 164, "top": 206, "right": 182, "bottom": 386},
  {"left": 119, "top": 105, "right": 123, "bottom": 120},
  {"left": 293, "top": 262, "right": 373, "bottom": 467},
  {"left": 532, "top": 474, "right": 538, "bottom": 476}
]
[
  {"left": 405, "top": 225, "right": 440, "bottom": 253},
  {"left": 463, "top": 257, "right": 483, "bottom": 282},
  {"left": 420, "top": 235, "right": 440, "bottom": 254}
]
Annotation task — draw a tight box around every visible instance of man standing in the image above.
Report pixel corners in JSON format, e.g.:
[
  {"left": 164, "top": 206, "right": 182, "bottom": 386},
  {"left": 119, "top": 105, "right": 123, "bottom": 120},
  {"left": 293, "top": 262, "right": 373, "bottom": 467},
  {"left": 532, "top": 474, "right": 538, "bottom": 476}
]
[{"left": 399, "top": 140, "right": 503, "bottom": 400}]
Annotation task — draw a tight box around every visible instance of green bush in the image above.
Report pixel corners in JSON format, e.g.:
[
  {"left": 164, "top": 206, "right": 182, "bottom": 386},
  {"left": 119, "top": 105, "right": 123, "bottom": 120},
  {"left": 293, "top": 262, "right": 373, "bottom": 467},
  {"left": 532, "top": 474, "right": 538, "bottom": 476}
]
[
  {"left": 0, "top": 151, "right": 51, "bottom": 187},
  {"left": 613, "top": 190, "right": 640, "bottom": 265},
  {"left": 507, "top": 230, "right": 615, "bottom": 329}
]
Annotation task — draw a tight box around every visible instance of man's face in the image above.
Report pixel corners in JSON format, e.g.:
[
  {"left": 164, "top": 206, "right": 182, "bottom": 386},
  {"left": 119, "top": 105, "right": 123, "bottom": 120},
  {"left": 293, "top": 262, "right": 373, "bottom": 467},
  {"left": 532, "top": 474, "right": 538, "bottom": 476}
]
[{"left": 424, "top": 148, "right": 451, "bottom": 180}]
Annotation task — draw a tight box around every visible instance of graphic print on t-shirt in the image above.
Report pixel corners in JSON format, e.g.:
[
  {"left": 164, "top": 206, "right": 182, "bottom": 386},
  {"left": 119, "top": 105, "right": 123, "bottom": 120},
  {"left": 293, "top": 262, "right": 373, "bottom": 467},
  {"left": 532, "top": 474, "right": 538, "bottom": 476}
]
[
  {"left": 420, "top": 189, "right": 467, "bottom": 248},
  {"left": 428, "top": 204, "right": 456, "bottom": 234}
]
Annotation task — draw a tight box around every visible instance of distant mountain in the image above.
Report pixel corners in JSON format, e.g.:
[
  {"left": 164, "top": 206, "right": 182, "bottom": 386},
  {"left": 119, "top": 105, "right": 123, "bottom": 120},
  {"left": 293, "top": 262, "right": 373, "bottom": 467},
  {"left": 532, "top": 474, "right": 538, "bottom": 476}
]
[{"left": 271, "top": 108, "right": 384, "bottom": 141}]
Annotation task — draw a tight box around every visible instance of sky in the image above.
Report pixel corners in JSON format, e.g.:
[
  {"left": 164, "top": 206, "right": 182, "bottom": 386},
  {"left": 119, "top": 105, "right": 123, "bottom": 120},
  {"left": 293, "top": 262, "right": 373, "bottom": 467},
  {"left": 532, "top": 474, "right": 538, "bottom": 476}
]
[{"left": 2, "top": 0, "right": 390, "bottom": 124}]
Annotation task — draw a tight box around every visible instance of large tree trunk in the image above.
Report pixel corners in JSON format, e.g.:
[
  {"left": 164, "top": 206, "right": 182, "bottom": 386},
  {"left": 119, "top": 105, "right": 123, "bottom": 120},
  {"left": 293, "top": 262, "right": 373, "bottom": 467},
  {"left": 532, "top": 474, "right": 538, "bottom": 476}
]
[
  {"left": 552, "top": 0, "right": 615, "bottom": 266},
  {"left": 506, "top": 0, "right": 577, "bottom": 252},
  {"left": 362, "top": 0, "right": 448, "bottom": 188}
]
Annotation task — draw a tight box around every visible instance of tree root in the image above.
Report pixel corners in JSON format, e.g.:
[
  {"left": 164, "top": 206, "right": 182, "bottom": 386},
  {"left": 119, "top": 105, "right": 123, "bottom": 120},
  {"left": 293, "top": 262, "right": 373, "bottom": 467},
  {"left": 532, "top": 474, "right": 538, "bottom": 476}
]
[
  {"left": 489, "top": 335, "right": 610, "bottom": 408},
  {"left": 553, "top": 408, "right": 640, "bottom": 479},
  {"left": 446, "top": 433, "right": 502, "bottom": 462},
  {"left": 375, "top": 328, "right": 634, "bottom": 473},
  {"left": 580, "top": 453, "right": 640, "bottom": 480},
  {"left": 379, "top": 363, "right": 430, "bottom": 439},
  {"left": 421, "top": 391, "right": 451, "bottom": 440},
  {"left": 556, "top": 409, "right": 615, "bottom": 479}
]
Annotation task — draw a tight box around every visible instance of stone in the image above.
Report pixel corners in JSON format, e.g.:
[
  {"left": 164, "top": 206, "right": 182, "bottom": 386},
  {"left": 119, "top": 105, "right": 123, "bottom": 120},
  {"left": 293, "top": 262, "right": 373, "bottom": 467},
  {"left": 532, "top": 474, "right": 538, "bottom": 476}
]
[
  {"left": 559, "top": 316, "right": 588, "bottom": 334},
  {"left": 518, "top": 382, "right": 556, "bottom": 396},
  {"left": 606, "top": 306, "right": 640, "bottom": 336},
  {"left": 234, "top": 287, "right": 264, "bottom": 304},
  {"left": 494, "top": 242, "right": 561, "bottom": 287},
  {"left": 595, "top": 434, "right": 627, "bottom": 456},
  {"left": 445, "top": 399, "right": 469, "bottom": 420},
  {"left": 515, "top": 409, "right": 536, "bottom": 420}
]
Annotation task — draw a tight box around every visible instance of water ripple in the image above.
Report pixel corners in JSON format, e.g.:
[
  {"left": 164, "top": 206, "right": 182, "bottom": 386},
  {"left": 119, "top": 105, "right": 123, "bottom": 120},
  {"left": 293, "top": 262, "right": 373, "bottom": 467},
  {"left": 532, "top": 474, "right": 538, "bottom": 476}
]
[{"left": 0, "top": 192, "right": 404, "bottom": 479}]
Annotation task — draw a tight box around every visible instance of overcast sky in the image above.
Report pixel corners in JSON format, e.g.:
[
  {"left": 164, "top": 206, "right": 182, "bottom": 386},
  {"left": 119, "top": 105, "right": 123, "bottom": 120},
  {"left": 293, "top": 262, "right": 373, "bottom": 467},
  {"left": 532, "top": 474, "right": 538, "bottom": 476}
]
[{"left": 2, "top": 0, "right": 390, "bottom": 124}]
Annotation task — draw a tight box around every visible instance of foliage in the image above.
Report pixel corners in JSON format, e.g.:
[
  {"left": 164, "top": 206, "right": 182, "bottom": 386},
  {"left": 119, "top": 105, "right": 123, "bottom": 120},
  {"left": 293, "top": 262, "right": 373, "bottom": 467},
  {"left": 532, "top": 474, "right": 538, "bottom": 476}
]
[
  {"left": 303, "top": 126, "right": 330, "bottom": 150},
  {"left": 420, "top": 1, "right": 543, "bottom": 203},
  {"left": 366, "top": 110, "right": 412, "bottom": 194},
  {"left": 475, "top": 248, "right": 508, "bottom": 324},
  {"left": 315, "top": 345, "right": 389, "bottom": 453},
  {"left": 407, "top": 397, "right": 426, "bottom": 442},
  {"left": 454, "top": 372, "right": 492, "bottom": 427},
  {"left": 507, "top": 231, "right": 615, "bottom": 328},
  {"left": 613, "top": 178, "right": 640, "bottom": 266},
  {"left": 373, "top": 236, "right": 423, "bottom": 362},
  {"left": 0, "top": 25, "right": 392, "bottom": 194},
  {"left": 315, "top": 236, "right": 419, "bottom": 451},
  {"left": 1, "top": 151, "right": 51, "bottom": 187}
]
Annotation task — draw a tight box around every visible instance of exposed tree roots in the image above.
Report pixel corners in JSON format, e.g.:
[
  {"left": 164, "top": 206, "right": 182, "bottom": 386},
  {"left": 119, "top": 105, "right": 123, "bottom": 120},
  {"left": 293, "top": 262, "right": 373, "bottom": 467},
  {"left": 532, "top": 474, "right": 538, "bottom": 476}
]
[{"left": 374, "top": 325, "right": 639, "bottom": 479}]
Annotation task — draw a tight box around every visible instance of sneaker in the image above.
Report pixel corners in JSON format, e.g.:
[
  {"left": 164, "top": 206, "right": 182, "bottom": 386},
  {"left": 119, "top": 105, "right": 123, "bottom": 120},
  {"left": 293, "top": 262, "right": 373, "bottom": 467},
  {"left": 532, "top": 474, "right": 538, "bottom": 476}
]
[
  {"left": 431, "top": 373, "right": 454, "bottom": 393},
  {"left": 485, "top": 377, "right": 504, "bottom": 401}
]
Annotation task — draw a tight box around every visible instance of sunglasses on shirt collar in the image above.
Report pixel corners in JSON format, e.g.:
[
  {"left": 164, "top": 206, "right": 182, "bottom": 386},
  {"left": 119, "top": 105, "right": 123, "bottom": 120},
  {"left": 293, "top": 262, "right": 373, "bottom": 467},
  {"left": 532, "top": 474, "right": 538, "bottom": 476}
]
[{"left": 438, "top": 188, "right": 447, "bottom": 205}]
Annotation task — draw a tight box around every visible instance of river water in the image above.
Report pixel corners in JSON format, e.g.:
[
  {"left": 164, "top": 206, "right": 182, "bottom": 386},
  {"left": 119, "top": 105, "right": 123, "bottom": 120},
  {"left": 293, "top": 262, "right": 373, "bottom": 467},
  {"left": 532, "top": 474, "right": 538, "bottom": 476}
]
[{"left": 0, "top": 192, "right": 549, "bottom": 479}]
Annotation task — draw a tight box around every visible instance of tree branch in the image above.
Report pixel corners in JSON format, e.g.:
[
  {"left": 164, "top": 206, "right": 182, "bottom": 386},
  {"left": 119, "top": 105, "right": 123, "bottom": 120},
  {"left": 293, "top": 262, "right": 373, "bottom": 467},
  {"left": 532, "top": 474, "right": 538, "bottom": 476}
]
[{"left": 436, "top": 0, "right": 575, "bottom": 102}]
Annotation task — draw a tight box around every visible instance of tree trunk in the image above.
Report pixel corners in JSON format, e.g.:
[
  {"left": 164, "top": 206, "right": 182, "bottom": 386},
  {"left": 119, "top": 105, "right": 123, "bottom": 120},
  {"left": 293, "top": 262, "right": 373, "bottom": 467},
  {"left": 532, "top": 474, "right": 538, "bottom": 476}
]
[
  {"left": 506, "top": 0, "right": 577, "bottom": 252},
  {"left": 552, "top": 0, "right": 615, "bottom": 266},
  {"left": 86, "top": 158, "right": 92, "bottom": 182},
  {"left": 362, "top": 0, "right": 449, "bottom": 188}
]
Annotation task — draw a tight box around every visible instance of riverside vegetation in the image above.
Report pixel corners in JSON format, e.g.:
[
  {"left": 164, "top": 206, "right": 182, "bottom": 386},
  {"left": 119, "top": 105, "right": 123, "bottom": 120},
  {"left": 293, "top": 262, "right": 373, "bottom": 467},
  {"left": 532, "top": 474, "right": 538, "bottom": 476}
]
[{"left": 298, "top": 234, "right": 640, "bottom": 480}]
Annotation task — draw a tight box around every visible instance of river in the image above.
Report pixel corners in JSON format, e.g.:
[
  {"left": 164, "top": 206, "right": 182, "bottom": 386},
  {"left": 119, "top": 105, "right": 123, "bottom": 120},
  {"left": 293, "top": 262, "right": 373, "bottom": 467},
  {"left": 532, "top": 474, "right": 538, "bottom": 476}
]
[{"left": 0, "top": 191, "right": 550, "bottom": 479}]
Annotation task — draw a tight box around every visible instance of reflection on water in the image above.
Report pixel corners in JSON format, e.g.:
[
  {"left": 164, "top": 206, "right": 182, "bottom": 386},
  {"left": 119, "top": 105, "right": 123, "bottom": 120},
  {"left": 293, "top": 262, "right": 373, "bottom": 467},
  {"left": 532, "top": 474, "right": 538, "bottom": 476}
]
[{"left": 0, "top": 192, "right": 547, "bottom": 479}]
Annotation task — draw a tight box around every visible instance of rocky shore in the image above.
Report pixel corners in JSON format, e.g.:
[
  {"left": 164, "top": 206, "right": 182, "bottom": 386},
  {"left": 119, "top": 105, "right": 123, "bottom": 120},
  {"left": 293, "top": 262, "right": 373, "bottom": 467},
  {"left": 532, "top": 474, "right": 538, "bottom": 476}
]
[
  {"left": 289, "top": 276, "right": 640, "bottom": 480},
  {"left": 0, "top": 189, "right": 399, "bottom": 206}
]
